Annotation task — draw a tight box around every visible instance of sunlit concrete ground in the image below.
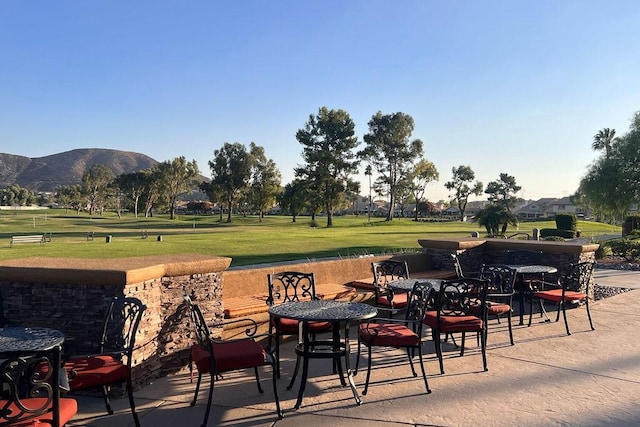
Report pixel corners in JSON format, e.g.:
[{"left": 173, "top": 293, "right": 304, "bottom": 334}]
[{"left": 68, "top": 269, "right": 640, "bottom": 427}]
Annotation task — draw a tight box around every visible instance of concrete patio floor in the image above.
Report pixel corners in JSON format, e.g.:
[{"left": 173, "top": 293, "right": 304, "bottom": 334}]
[{"left": 68, "top": 269, "right": 640, "bottom": 427}]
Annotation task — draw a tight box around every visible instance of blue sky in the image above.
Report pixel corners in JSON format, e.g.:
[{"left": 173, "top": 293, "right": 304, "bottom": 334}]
[{"left": 1, "top": 1, "right": 639, "bottom": 202}]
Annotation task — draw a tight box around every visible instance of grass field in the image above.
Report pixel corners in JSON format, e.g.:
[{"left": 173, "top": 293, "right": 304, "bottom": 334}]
[{"left": 0, "top": 209, "right": 621, "bottom": 267}]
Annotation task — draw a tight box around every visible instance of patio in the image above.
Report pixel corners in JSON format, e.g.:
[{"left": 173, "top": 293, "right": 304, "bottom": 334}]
[{"left": 68, "top": 269, "right": 640, "bottom": 426}]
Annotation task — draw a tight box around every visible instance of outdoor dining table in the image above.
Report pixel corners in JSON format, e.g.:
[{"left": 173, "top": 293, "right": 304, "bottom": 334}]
[
  {"left": 507, "top": 265, "right": 558, "bottom": 325},
  {"left": 387, "top": 278, "right": 443, "bottom": 293},
  {"left": 0, "top": 327, "right": 66, "bottom": 426},
  {"left": 268, "top": 299, "right": 377, "bottom": 409}
]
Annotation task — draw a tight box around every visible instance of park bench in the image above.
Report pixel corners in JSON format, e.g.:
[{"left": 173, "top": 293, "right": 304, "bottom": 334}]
[{"left": 10, "top": 235, "right": 45, "bottom": 247}]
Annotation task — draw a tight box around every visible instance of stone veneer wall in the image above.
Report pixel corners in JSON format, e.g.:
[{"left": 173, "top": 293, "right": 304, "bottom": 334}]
[{"left": 1, "top": 271, "right": 224, "bottom": 389}]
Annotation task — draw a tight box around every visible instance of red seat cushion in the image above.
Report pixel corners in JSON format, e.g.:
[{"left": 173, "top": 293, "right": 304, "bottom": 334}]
[
  {"left": 65, "top": 355, "right": 129, "bottom": 390},
  {"left": 0, "top": 397, "right": 77, "bottom": 426},
  {"left": 486, "top": 302, "right": 511, "bottom": 315},
  {"left": 376, "top": 291, "right": 409, "bottom": 308},
  {"left": 358, "top": 322, "right": 419, "bottom": 347},
  {"left": 191, "top": 339, "right": 269, "bottom": 374},
  {"left": 423, "top": 311, "right": 483, "bottom": 332},
  {"left": 272, "top": 317, "right": 332, "bottom": 334},
  {"left": 534, "top": 289, "right": 587, "bottom": 303}
]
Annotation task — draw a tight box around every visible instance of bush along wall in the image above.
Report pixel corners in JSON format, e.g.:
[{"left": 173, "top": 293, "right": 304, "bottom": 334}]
[{"left": 540, "top": 228, "right": 576, "bottom": 239}]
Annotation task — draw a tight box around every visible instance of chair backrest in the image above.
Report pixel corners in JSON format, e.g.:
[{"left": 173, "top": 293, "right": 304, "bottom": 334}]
[
  {"left": 451, "top": 253, "right": 464, "bottom": 279},
  {"left": 100, "top": 297, "right": 146, "bottom": 366},
  {"left": 183, "top": 295, "right": 213, "bottom": 348},
  {"left": 480, "top": 264, "right": 517, "bottom": 294},
  {"left": 372, "top": 260, "right": 409, "bottom": 289},
  {"left": 560, "top": 261, "right": 595, "bottom": 293},
  {"left": 267, "top": 271, "right": 317, "bottom": 306},
  {"left": 405, "top": 281, "right": 433, "bottom": 329},
  {"left": 0, "top": 348, "right": 62, "bottom": 426},
  {"left": 504, "top": 250, "right": 543, "bottom": 265},
  {"left": 437, "top": 278, "right": 490, "bottom": 318}
]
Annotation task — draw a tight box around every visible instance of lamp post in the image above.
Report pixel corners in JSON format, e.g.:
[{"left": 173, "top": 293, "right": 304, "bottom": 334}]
[{"left": 365, "top": 165, "right": 372, "bottom": 223}]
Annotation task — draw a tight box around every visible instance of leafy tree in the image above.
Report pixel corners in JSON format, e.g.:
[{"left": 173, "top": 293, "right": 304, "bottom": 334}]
[
  {"left": 55, "top": 185, "right": 83, "bottom": 213},
  {"left": 279, "top": 179, "right": 307, "bottom": 222},
  {"left": 82, "top": 164, "right": 115, "bottom": 215},
  {"left": 157, "top": 157, "right": 199, "bottom": 220},
  {"left": 578, "top": 112, "right": 640, "bottom": 222},
  {"left": 592, "top": 127, "right": 618, "bottom": 157},
  {"left": 248, "top": 143, "right": 282, "bottom": 222},
  {"left": 444, "top": 165, "right": 483, "bottom": 222},
  {"left": 141, "top": 167, "right": 162, "bottom": 217},
  {"left": 406, "top": 159, "right": 439, "bottom": 220},
  {"left": 484, "top": 173, "right": 521, "bottom": 212},
  {"left": 199, "top": 180, "right": 225, "bottom": 221},
  {"left": 295, "top": 107, "right": 360, "bottom": 227},
  {"left": 209, "top": 142, "right": 252, "bottom": 223},
  {"left": 359, "top": 111, "right": 423, "bottom": 221},
  {"left": 114, "top": 171, "right": 149, "bottom": 217}
]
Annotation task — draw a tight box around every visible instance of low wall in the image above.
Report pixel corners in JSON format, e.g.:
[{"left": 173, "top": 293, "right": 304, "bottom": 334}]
[
  {"left": 418, "top": 237, "right": 599, "bottom": 285},
  {"left": 223, "top": 252, "right": 434, "bottom": 298},
  {"left": 0, "top": 254, "right": 231, "bottom": 388}
]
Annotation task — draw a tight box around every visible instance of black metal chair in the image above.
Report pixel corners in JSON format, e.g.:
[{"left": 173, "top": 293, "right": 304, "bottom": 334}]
[
  {"left": 64, "top": 296, "right": 146, "bottom": 427},
  {"left": 371, "top": 260, "right": 410, "bottom": 315},
  {"left": 266, "top": 271, "right": 332, "bottom": 378},
  {"left": 184, "top": 295, "right": 282, "bottom": 427},
  {"left": 529, "top": 261, "right": 596, "bottom": 335},
  {"left": 451, "top": 253, "right": 480, "bottom": 279},
  {"left": 479, "top": 264, "right": 517, "bottom": 345},
  {"left": 423, "top": 277, "right": 490, "bottom": 374},
  {"left": 1, "top": 332, "right": 78, "bottom": 426},
  {"left": 355, "top": 281, "right": 432, "bottom": 396}
]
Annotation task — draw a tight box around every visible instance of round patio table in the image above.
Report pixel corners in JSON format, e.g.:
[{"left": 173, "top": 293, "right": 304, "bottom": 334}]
[
  {"left": 268, "top": 300, "right": 377, "bottom": 409},
  {"left": 506, "top": 265, "right": 558, "bottom": 325}
]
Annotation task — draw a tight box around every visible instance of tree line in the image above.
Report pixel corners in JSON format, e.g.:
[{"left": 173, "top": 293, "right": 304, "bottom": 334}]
[{"left": 46, "top": 106, "right": 529, "bottom": 231}]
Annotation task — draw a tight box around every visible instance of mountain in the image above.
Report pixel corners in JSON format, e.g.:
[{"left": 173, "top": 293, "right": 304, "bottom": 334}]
[{"left": 0, "top": 149, "right": 159, "bottom": 192}]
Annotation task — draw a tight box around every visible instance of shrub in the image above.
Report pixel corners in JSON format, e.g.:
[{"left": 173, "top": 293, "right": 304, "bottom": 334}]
[
  {"left": 622, "top": 215, "right": 640, "bottom": 236},
  {"left": 540, "top": 228, "right": 576, "bottom": 239},
  {"left": 542, "top": 236, "right": 566, "bottom": 241},
  {"left": 309, "top": 219, "right": 319, "bottom": 228},
  {"left": 606, "top": 238, "right": 640, "bottom": 261},
  {"left": 595, "top": 244, "right": 613, "bottom": 259},
  {"left": 555, "top": 213, "right": 577, "bottom": 231}
]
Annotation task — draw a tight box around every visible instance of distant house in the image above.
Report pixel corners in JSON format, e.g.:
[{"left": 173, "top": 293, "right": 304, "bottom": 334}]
[{"left": 514, "top": 197, "right": 589, "bottom": 220}]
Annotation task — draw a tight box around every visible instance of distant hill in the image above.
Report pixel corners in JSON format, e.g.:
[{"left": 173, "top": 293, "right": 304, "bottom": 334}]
[{"left": 0, "top": 149, "right": 159, "bottom": 192}]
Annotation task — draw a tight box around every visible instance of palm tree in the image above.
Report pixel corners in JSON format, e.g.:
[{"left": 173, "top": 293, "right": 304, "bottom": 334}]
[
  {"left": 475, "top": 204, "right": 519, "bottom": 237},
  {"left": 592, "top": 128, "right": 617, "bottom": 157}
]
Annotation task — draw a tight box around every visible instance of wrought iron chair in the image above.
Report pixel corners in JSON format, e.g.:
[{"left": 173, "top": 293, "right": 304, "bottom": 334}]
[
  {"left": 371, "top": 260, "right": 410, "bottom": 315},
  {"left": 63, "top": 296, "right": 146, "bottom": 427},
  {"left": 423, "top": 277, "right": 490, "bottom": 374},
  {"left": 529, "top": 261, "right": 596, "bottom": 335},
  {"left": 478, "top": 264, "right": 517, "bottom": 345},
  {"left": 266, "top": 271, "right": 332, "bottom": 378},
  {"left": 451, "top": 253, "right": 480, "bottom": 279},
  {"left": 184, "top": 295, "right": 282, "bottom": 427},
  {"left": 1, "top": 336, "right": 78, "bottom": 426},
  {"left": 355, "top": 281, "right": 432, "bottom": 396}
]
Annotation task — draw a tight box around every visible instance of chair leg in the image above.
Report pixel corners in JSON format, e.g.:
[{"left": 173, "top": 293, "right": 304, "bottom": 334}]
[
  {"left": 417, "top": 346, "right": 431, "bottom": 394},
  {"left": 191, "top": 372, "right": 202, "bottom": 406},
  {"left": 286, "top": 354, "right": 301, "bottom": 390},
  {"left": 253, "top": 367, "right": 264, "bottom": 393},
  {"left": 201, "top": 371, "right": 215, "bottom": 427},
  {"left": 460, "top": 332, "right": 466, "bottom": 357},
  {"left": 561, "top": 300, "right": 571, "bottom": 335},
  {"left": 270, "top": 364, "right": 283, "bottom": 419},
  {"left": 126, "top": 377, "right": 141, "bottom": 427},
  {"left": 480, "top": 327, "right": 488, "bottom": 372},
  {"left": 406, "top": 347, "right": 417, "bottom": 377},
  {"left": 507, "top": 311, "right": 514, "bottom": 345},
  {"left": 363, "top": 345, "right": 373, "bottom": 396},
  {"left": 433, "top": 330, "right": 444, "bottom": 375},
  {"left": 101, "top": 385, "right": 114, "bottom": 415},
  {"left": 585, "top": 298, "right": 595, "bottom": 331}
]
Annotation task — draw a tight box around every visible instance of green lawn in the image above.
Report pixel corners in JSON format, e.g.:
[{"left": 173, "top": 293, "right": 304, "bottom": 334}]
[{"left": 0, "top": 210, "right": 621, "bottom": 266}]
